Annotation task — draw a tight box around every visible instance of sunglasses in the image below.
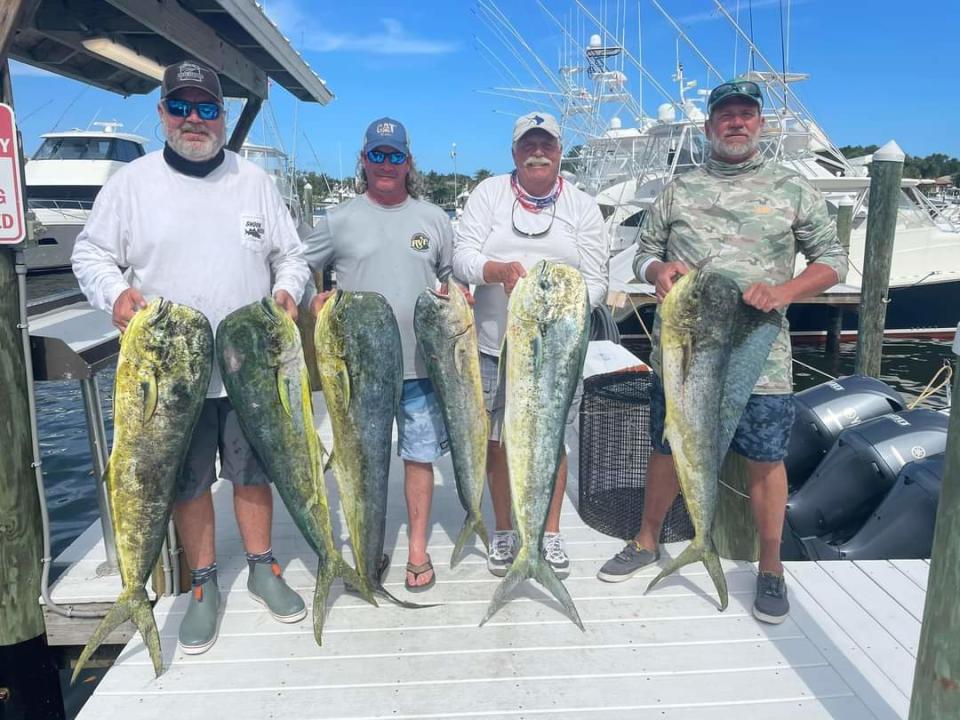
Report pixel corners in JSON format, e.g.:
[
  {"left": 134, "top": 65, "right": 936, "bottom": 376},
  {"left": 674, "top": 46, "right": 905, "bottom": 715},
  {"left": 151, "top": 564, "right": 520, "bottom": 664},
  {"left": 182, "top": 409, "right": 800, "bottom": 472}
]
[
  {"left": 511, "top": 198, "right": 556, "bottom": 238},
  {"left": 164, "top": 98, "right": 222, "bottom": 121},
  {"left": 366, "top": 149, "right": 408, "bottom": 165},
  {"left": 707, "top": 81, "right": 763, "bottom": 110}
]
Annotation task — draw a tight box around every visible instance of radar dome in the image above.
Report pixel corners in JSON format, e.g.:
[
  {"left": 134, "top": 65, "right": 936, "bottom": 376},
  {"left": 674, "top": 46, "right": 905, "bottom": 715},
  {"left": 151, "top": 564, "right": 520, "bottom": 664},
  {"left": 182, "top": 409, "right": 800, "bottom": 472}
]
[
  {"left": 589, "top": 34, "right": 602, "bottom": 48},
  {"left": 657, "top": 103, "right": 676, "bottom": 123}
]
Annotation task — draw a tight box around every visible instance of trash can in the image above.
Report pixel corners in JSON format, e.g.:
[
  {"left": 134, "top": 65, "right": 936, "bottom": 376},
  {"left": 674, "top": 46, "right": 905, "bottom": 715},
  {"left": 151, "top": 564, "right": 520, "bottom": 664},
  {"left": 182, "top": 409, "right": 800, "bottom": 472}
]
[{"left": 577, "top": 369, "right": 694, "bottom": 542}]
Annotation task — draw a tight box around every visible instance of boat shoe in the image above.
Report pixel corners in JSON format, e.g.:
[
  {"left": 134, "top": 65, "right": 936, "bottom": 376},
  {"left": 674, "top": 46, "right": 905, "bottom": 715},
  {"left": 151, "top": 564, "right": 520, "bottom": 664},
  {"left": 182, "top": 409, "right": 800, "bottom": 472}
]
[
  {"left": 753, "top": 571, "right": 790, "bottom": 624},
  {"left": 179, "top": 574, "right": 222, "bottom": 655},
  {"left": 596, "top": 541, "right": 660, "bottom": 583},
  {"left": 248, "top": 561, "right": 307, "bottom": 623}
]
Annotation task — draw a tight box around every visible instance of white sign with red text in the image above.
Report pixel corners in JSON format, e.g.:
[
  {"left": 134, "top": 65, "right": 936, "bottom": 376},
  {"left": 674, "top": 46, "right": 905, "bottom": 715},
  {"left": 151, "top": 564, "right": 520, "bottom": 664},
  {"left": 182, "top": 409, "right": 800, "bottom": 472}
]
[{"left": 0, "top": 103, "right": 26, "bottom": 244}]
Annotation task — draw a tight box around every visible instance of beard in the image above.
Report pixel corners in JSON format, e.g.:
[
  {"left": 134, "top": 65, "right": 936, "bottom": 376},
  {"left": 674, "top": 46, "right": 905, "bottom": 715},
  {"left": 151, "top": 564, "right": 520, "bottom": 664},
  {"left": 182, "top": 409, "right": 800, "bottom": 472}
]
[
  {"left": 167, "top": 122, "right": 224, "bottom": 161},
  {"left": 711, "top": 132, "right": 761, "bottom": 161}
]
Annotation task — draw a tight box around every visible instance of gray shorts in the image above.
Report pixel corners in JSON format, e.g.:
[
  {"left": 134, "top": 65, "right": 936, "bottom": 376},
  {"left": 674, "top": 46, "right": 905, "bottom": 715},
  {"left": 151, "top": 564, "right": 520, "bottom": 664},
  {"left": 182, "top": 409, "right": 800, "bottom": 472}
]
[
  {"left": 175, "top": 397, "right": 270, "bottom": 503},
  {"left": 480, "top": 352, "right": 582, "bottom": 443}
]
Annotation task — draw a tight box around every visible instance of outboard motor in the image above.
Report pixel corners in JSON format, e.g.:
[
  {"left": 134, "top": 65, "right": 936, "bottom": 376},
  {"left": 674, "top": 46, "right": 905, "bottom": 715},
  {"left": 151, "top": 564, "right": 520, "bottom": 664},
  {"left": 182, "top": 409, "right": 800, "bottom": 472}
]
[
  {"left": 802, "top": 454, "right": 944, "bottom": 560},
  {"left": 785, "top": 375, "right": 905, "bottom": 490},
  {"left": 786, "top": 408, "right": 949, "bottom": 539}
]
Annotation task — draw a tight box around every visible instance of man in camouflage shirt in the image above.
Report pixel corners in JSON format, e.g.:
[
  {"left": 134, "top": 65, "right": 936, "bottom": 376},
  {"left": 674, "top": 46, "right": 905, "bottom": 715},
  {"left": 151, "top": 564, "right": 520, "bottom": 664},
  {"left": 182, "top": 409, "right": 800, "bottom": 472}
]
[{"left": 596, "top": 80, "right": 848, "bottom": 624}]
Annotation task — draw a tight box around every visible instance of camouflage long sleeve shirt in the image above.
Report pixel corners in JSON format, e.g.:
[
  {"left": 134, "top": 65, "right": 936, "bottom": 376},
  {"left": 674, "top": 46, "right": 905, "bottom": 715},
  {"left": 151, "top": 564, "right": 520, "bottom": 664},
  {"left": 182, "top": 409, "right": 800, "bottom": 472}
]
[{"left": 634, "top": 154, "right": 848, "bottom": 394}]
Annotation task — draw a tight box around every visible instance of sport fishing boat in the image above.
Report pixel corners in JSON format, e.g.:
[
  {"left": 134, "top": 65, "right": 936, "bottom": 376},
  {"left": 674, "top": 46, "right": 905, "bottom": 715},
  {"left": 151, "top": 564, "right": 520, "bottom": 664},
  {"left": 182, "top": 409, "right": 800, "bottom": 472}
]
[{"left": 24, "top": 121, "right": 149, "bottom": 273}]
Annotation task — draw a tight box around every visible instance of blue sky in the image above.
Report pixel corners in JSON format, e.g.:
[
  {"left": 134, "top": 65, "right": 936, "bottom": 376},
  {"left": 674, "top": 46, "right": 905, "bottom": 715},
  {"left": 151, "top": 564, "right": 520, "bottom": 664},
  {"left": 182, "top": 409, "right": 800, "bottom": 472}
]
[{"left": 9, "top": 0, "right": 960, "bottom": 179}]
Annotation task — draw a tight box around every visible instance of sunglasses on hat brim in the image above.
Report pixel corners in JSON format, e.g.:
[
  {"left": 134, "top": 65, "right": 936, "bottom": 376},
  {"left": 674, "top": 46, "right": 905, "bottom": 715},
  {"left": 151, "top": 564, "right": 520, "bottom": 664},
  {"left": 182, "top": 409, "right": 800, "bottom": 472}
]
[{"left": 707, "top": 81, "right": 763, "bottom": 111}]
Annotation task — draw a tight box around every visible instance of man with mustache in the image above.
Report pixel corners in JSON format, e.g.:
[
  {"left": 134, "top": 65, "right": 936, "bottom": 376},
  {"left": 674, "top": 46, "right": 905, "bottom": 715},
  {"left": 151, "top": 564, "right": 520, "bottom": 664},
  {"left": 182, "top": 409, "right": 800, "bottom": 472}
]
[
  {"left": 72, "top": 60, "right": 310, "bottom": 653},
  {"left": 305, "top": 118, "right": 454, "bottom": 593},
  {"left": 453, "top": 112, "right": 608, "bottom": 578},
  {"left": 596, "top": 81, "right": 847, "bottom": 625}
]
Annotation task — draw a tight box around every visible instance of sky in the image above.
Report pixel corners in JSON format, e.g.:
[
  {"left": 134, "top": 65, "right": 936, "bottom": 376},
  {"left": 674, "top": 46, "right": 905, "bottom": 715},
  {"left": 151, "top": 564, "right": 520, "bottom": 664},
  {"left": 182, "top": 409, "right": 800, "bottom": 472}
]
[{"left": 8, "top": 0, "right": 960, "bottom": 182}]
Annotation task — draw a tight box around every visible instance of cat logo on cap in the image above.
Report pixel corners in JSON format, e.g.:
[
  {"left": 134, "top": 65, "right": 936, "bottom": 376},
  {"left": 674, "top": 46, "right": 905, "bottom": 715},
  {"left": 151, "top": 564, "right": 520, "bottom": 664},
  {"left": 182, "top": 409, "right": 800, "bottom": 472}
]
[{"left": 410, "top": 232, "right": 430, "bottom": 252}]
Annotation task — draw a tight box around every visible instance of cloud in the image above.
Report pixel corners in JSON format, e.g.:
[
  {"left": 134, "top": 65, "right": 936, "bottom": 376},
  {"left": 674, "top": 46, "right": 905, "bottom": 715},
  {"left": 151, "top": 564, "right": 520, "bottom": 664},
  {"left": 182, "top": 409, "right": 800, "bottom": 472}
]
[
  {"left": 262, "top": 2, "right": 456, "bottom": 55},
  {"left": 678, "top": 0, "right": 811, "bottom": 25},
  {"left": 9, "top": 60, "right": 57, "bottom": 77}
]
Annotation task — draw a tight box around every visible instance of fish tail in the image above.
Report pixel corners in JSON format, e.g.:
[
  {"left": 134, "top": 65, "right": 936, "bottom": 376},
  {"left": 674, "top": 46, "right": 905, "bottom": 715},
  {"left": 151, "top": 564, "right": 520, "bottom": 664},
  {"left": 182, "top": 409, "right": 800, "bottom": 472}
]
[
  {"left": 71, "top": 587, "right": 160, "bottom": 683},
  {"left": 450, "top": 512, "right": 491, "bottom": 569},
  {"left": 703, "top": 544, "right": 729, "bottom": 611},
  {"left": 340, "top": 556, "right": 377, "bottom": 608},
  {"left": 645, "top": 540, "right": 729, "bottom": 611},
  {"left": 312, "top": 563, "right": 335, "bottom": 646},
  {"left": 533, "top": 555, "right": 584, "bottom": 631},
  {"left": 376, "top": 585, "right": 439, "bottom": 610}
]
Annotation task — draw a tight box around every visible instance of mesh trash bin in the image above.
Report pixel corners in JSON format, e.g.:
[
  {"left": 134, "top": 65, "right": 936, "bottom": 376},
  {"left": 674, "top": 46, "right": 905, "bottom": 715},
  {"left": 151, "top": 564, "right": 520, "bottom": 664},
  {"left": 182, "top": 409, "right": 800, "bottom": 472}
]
[{"left": 578, "top": 369, "right": 694, "bottom": 542}]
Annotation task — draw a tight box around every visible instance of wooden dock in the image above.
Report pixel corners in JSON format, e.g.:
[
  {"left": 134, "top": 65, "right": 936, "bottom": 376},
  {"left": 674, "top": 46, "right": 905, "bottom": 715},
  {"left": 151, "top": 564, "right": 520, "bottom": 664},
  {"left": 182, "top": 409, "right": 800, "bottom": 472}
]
[{"left": 55, "top": 396, "right": 925, "bottom": 719}]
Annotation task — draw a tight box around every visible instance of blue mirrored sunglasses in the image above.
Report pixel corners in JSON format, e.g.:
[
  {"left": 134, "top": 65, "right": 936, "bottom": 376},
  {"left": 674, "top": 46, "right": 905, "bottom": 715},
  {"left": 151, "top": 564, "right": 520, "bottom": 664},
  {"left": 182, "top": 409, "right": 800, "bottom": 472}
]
[
  {"left": 366, "top": 149, "right": 407, "bottom": 165},
  {"left": 164, "top": 98, "right": 222, "bottom": 121}
]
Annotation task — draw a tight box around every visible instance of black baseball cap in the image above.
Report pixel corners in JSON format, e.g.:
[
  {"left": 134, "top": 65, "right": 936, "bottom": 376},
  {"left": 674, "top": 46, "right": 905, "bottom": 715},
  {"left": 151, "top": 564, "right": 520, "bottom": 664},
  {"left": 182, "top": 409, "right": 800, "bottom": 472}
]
[
  {"left": 161, "top": 60, "right": 223, "bottom": 102},
  {"left": 707, "top": 80, "right": 763, "bottom": 115}
]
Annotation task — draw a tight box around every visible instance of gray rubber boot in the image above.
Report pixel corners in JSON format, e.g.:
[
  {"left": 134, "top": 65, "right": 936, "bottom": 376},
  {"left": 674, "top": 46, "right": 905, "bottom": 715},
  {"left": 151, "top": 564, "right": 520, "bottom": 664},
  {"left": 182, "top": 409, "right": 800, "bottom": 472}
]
[
  {"left": 248, "top": 561, "right": 307, "bottom": 623},
  {"left": 179, "top": 573, "right": 221, "bottom": 655}
]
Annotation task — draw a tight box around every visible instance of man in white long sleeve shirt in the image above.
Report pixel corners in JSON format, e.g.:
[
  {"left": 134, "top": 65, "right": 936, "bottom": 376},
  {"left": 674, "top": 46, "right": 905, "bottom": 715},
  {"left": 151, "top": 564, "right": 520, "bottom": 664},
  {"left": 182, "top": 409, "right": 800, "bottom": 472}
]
[
  {"left": 72, "top": 60, "right": 310, "bottom": 655},
  {"left": 452, "top": 112, "right": 609, "bottom": 577}
]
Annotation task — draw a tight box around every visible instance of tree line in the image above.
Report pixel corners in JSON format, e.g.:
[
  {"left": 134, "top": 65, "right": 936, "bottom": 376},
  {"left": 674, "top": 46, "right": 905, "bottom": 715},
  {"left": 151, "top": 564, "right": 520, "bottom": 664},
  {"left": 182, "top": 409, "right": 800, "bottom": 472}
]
[
  {"left": 296, "top": 168, "right": 497, "bottom": 207},
  {"left": 839, "top": 146, "right": 960, "bottom": 185}
]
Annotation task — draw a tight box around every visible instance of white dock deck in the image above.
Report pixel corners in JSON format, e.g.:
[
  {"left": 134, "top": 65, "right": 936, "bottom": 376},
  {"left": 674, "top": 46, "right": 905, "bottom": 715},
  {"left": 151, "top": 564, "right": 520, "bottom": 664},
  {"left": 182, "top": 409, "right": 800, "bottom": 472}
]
[{"left": 59, "top": 397, "right": 926, "bottom": 719}]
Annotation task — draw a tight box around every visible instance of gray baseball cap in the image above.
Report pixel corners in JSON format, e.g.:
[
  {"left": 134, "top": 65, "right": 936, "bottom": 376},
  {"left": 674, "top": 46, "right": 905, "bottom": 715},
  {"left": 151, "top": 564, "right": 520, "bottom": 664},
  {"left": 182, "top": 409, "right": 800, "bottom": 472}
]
[
  {"left": 161, "top": 60, "right": 223, "bottom": 102},
  {"left": 513, "top": 112, "right": 561, "bottom": 143}
]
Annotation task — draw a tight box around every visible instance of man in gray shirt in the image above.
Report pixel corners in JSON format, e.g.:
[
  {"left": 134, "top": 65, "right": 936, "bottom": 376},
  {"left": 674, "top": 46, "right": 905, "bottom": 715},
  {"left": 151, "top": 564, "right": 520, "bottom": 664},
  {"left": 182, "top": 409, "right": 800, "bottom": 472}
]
[{"left": 305, "top": 118, "right": 453, "bottom": 592}]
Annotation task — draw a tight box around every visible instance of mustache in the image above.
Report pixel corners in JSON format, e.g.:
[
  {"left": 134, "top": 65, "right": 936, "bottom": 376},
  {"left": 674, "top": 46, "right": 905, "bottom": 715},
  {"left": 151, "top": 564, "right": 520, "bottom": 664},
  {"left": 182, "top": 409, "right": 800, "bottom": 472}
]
[
  {"left": 178, "top": 123, "right": 212, "bottom": 136},
  {"left": 524, "top": 156, "right": 552, "bottom": 168}
]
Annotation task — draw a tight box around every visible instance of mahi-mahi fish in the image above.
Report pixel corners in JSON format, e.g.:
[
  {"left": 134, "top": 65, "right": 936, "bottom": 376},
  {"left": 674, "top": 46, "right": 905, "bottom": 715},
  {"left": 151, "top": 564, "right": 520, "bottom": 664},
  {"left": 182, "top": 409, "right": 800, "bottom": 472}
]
[
  {"left": 414, "top": 283, "right": 490, "bottom": 567},
  {"left": 216, "top": 298, "right": 374, "bottom": 644},
  {"left": 481, "top": 260, "right": 589, "bottom": 630},
  {"left": 646, "top": 269, "right": 780, "bottom": 609},
  {"left": 314, "top": 290, "right": 432, "bottom": 608},
  {"left": 72, "top": 299, "right": 213, "bottom": 681}
]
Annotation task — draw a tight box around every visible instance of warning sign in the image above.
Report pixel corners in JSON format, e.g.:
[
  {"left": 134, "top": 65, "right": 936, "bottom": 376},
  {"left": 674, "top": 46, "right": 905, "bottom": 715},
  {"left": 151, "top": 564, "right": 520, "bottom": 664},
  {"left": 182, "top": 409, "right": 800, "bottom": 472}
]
[{"left": 0, "top": 103, "right": 25, "bottom": 244}]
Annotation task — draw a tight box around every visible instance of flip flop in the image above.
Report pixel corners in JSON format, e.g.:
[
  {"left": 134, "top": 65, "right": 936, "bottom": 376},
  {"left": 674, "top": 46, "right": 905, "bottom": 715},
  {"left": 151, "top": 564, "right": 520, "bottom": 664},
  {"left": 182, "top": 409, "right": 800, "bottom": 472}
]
[{"left": 405, "top": 554, "right": 436, "bottom": 593}]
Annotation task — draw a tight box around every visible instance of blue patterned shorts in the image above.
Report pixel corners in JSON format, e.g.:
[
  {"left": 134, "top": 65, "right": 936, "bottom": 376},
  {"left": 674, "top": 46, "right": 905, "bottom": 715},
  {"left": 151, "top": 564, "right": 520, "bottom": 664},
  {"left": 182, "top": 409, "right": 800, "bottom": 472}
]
[
  {"left": 398, "top": 378, "right": 450, "bottom": 463},
  {"left": 648, "top": 373, "right": 795, "bottom": 462}
]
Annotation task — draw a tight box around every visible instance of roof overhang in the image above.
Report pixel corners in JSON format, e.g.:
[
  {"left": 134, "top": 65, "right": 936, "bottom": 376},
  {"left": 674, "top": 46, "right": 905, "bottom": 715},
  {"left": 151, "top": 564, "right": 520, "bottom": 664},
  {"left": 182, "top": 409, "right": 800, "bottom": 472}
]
[{"left": 9, "top": 0, "right": 333, "bottom": 104}]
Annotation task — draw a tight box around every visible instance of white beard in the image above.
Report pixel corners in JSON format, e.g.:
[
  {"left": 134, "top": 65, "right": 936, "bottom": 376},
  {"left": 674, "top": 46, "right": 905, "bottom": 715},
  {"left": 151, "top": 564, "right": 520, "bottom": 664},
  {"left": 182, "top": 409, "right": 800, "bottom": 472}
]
[
  {"left": 711, "top": 134, "right": 760, "bottom": 161},
  {"left": 167, "top": 123, "right": 224, "bottom": 161}
]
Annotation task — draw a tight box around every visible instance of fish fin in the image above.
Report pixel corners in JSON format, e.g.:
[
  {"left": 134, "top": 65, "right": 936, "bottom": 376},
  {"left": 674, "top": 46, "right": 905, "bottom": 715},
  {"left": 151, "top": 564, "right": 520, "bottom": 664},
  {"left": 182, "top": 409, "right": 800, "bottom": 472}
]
[
  {"left": 450, "top": 512, "right": 491, "bottom": 568},
  {"left": 337, "top": 363, "right": 351, "bottom": 411},
  {"left": 480, "top": 548, "right": 530, "bottom": 627},
  {"left": 312, "top": 562, "right": 335, "bottom": 646},
  {"left": 376, "top": 586, "right": 438, "bottom": 610},
  {"left": 532, "top": 331, "right": 543, "bottom": 376},
  {"left": 141, "top": 375, "right": 158, "bottom": 423},
  {"left": 453, "top": 335, "right": 465, "bottom": 377},
  {"left": 277, "top": 370, "right": 292, "bottom": 417},
  {"left": 340, "top": 559, "right": 377, "bottom": 608},
  {"left": 645, "top": 540, "right": 728, "bottom": 611},
  {"left": 71, "top": 587, "right": 160, "bottom": 684},
  {"left": 533, "top": 553, "right": 585, "bottom": 631}
]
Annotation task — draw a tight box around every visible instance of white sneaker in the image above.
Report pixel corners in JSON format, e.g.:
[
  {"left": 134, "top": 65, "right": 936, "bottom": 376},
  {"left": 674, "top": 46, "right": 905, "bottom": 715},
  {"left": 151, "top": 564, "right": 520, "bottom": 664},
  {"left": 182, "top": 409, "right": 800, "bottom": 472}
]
[
  {"left": 487, "top": 530, "right": 517, "bottom": 577},
  {"left": 542, "top": 532, "right": 570, "bottom": 579}
]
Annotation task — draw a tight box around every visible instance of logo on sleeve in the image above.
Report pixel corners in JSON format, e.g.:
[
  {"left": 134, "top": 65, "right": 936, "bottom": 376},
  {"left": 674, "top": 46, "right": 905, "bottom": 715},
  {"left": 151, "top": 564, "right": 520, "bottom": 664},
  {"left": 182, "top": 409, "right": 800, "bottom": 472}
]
[{"left": 410, "top": 232, "right": 430, "bottom": 252}]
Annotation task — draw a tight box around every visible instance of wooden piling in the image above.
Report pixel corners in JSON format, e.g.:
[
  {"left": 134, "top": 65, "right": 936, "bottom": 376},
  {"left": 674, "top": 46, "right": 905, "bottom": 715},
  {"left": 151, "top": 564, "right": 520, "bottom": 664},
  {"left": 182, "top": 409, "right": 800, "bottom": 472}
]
[
  {"left": 302, "top": 181, "right": 314, "bottom": 229},
  {"left": 854, "top": 141, "right": 904, "bottom": 378},
  {"left": 825, "top": 197, "right": 854, "bottom": 354},
  {"left": 909, "top": 331, "right": 960, "bottom": 719}
]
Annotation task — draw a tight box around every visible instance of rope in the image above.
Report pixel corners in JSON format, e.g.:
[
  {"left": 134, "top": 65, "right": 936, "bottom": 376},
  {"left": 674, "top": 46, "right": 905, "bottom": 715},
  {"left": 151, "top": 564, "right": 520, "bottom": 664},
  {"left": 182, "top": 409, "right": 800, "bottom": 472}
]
[
  {"left": 626, "top": 293, "right": 654, "bottom": 343},
  {"left": 908, "top": 363, "right": 953, "bottom": 409},
  {"left": 791, "top": 357, "right": 838, "bottom": 381},
  {"left": 720, "top": 478, "right": 752, "bottom": 500}
]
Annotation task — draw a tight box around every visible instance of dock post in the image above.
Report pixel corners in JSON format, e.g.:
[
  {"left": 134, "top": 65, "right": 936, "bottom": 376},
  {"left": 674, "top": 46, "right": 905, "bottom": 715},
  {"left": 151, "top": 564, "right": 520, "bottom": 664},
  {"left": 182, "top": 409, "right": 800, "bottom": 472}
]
[
  {"left": 854, "top": 141, "right": 904, "bottom": 378},
  {"left": 303, "top": 181, "right": 314, "bottom": 229},
  {"left": 825, "top": 196, "right": 854, "bottom": 354},
  {"left": 909, "top": 327, "right": 960, "bottom": 719}
]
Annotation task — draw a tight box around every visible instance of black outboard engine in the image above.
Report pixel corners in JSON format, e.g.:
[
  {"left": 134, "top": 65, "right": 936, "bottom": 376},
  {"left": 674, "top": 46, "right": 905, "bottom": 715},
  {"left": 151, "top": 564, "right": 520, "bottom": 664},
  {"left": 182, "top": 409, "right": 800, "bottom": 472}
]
[
  {"left": 803, "top": 454, "right": 944, "bottom": 560},
  {"left": 784, "top": 375, "right": 905, "bottom": 490},
  {"left": 785, "top": 408, "right": 949, "bottom": 540}
]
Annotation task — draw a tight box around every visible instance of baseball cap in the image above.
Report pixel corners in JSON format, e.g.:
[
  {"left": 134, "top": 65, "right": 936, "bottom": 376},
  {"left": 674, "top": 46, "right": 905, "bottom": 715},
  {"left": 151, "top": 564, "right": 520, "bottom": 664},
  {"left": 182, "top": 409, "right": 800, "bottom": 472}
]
[
  {"left": 707, "top": 80, "right": 763, "bottom": 115},
  {"left": 161, "top": 60, "right": 223, "bottom": 102},
  {"left": 512, "top": 112, "right": 561, "bottom": 144},
  {"left": 363, "top": 117, "right": 410, "bottom": 155}
]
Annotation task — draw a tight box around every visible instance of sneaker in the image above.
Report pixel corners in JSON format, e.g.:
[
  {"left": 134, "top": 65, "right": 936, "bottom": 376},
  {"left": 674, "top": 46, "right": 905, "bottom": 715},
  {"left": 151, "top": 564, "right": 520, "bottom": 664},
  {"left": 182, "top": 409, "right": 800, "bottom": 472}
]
[
  {"left": 248, "top": 561, "right": 307, "bottom": 623},
  {"left": 753, "top": 571, "right": 789, "bottom": 624},
  {"left": 597, "top": 541, "right": 660, "bottom": 583},
  {"left": 542, "top": 532, "right": 570, "bottom": 579},
  {"left": 487, "top": 530, "right": 517, "bottom": 577},
  {"left": 179, "top": 574, "right": 221, "bottom": 655}
]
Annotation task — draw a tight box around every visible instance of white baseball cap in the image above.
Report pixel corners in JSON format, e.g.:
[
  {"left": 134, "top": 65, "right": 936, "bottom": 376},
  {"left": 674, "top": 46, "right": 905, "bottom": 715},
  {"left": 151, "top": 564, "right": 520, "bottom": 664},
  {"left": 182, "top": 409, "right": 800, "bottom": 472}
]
[{"left": 512, "top": 112, "right": 562, "bottom": 143}]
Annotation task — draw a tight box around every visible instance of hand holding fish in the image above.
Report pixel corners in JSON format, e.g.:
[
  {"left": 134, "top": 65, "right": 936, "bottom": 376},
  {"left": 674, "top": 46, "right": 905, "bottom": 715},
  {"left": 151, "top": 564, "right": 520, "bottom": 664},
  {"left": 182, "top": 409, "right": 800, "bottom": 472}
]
[
  {"left": 648, "top": 260, "right": 689, "bottom": 302},
  {"left": 310, "top": 290, "right": 335, "bottom": 316},
  {"left": 438, "top": 282, "right": 475, "bottom": 306},
  {"left": 742, "top": 281, "right": 791, "bottom": 312},
  {"left": 484, "top": 260, "right": 527, "bottom": 296},
  {"left": 273, "top": 289, "right": 299, "bottom": 321},
  {"left": 112, "top": 287, "right": 147, "bottom": 332}
]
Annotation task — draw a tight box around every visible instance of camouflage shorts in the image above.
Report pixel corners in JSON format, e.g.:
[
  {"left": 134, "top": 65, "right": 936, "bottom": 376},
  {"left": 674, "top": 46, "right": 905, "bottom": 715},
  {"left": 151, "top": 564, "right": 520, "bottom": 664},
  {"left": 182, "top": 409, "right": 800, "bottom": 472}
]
[{"left": 648, "top": 373, "right": 795, "bottom": 463}]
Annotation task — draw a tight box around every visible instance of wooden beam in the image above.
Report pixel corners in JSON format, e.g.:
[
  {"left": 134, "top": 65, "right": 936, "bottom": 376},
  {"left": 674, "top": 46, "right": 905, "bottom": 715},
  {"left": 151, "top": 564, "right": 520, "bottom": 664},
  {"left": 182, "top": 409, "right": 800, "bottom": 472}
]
[
  {"left": 0, "top": 0, "right": 29, "bottom": 61},
  {"left": 104, "top": 0, "right": 268, "bottom": 99}
]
